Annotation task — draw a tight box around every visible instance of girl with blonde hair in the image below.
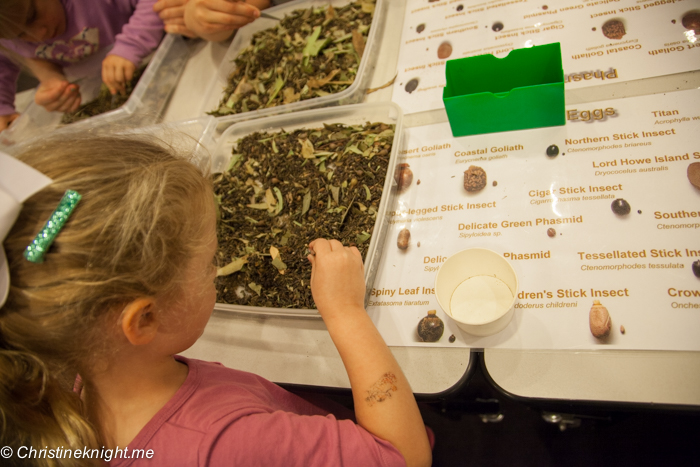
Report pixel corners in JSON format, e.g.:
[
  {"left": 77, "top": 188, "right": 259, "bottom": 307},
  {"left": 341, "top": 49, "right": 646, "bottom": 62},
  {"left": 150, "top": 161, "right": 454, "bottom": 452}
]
[{"left": 0, "top": 135, "right": 431, "bottom": 466}]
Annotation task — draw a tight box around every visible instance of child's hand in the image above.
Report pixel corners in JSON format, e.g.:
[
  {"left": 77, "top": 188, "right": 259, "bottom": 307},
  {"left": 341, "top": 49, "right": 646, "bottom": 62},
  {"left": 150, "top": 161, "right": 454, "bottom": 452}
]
[
  {"left": 102, "top": 55, "right": 137, "bottom": 95},
  {"left": 34, "top": 79, "right": 81, "bottom": 113},
  {"left": 154, "top": 0, "right": 198, "bottom": 37},
  {"left": 0, "top": 113, "right": 20, "bottom": 131},
  {"left": 307, "top": 239, "right": 366, "bottom": 318},
  {"left": 184, "top": 0, "right": 261, "bottom": 42}
]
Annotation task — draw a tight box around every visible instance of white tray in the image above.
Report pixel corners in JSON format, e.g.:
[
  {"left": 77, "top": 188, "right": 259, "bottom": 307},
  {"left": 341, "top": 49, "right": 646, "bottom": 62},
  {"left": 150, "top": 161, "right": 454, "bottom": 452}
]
[
  {"left": 206, "top": 101, "right": 403, "bottom": 317},
  {"left": 0, "top": 34, "right": 190, "bottom": 150},
  {"left": 198, "top": 0, "right": 386, "bottom": 125}
]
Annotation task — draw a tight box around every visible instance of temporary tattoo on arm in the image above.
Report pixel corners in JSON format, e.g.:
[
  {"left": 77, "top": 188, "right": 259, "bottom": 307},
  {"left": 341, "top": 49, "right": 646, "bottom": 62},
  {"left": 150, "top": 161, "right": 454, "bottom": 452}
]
[{"left": 364, "top": 373, "right": 398, "bottom": 406}]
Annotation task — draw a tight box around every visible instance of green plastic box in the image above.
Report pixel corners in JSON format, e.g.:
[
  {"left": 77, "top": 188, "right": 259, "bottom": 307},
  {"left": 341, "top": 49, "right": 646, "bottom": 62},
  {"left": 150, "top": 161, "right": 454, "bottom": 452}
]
[{"left": 443, "top": 42, "right": 565, "bottom": 137}]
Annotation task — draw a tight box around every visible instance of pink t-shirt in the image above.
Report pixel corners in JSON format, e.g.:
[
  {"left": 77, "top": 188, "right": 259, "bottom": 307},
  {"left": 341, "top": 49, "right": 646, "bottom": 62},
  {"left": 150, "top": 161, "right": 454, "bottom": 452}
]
[{"left": 110, "top": 356, "right": 406, "bottom": 467}]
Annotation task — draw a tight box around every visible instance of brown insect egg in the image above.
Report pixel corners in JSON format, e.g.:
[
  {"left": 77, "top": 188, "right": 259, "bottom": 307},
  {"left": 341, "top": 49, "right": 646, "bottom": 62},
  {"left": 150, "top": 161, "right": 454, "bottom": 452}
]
[
  {"left": 463, "top": 165, "right": 487, "bottom": 192},
  {"left": 417, "top": 310, "right": 444, "bottom": 342},
  {"left": 589, "top": 300, "right": 611, "bottom": 338},
  {"left": 437, "top": 41, "right": 453, "bottom": 59},
  {"left": 394, "top": 163, "right": 413, "bottom": 191},
  {"left": 397, "top": 228, "right": 411, "bottom": 250}
]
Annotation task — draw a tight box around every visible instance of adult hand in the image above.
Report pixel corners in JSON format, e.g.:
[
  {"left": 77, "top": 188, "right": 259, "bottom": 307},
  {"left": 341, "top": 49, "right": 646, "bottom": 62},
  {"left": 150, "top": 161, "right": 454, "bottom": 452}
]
[
  {"left": 34, "top": 79, "right": 81, "bottom": 113},
  {"left": 0, "top": 113, "right": 20, "bottom": 131},
  {"left": 153, "top": 0, "right": 198, "bottom": 37},
  {"left": 102, "top": 55, "right": 137, "bottom": 95},
  {"left": 307, "top": 238, "right": 366, "bottom": 318},
  {"left": 184, "top": 0, "right": 261, "bottom": 42}
]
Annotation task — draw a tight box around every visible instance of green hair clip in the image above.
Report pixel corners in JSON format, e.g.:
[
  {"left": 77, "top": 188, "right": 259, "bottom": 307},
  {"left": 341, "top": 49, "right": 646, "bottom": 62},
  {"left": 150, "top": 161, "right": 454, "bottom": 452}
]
[{"left": 24, "top": 190, "right": 81, "bottom": 263}]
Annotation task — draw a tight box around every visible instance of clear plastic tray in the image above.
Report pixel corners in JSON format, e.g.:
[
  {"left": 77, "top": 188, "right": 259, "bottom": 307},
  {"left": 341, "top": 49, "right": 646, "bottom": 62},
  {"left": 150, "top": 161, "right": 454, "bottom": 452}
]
[
  {"left": 207, "top": 101, "right": 403, "bottom": 317},
  {"left": 0, "top": 34, "right": 190, "bottom": 149},
  {"left": 198, "top": 0, "right": 386, "bottom": 126}
]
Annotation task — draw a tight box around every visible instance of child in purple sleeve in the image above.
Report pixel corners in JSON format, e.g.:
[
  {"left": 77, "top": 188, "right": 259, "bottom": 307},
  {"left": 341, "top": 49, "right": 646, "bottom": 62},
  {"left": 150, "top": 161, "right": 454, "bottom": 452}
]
[{"left": 0, "top": 0, "right": 164, "bottom": 131}]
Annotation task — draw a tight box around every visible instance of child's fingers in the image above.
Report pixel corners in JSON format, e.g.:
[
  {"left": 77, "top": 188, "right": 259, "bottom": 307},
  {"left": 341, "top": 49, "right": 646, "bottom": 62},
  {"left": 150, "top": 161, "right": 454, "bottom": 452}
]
[
  {"left": 193, "top": 0, "right": 259, "bottom": 29},
  {"left": 307, "top": 254, "right": 316, "bottom": 283},
  {"left": 102, "top": 56, "right": 134, "bottom": 95},
  {"left": 198, "top": 11, "right": 255, "bottom": 31},
  {"left": 112, "top": 67, "right": 127, "bottom": 94},
  {"left": 67, "top": 94, "right": 82, "bottom": 112},
  {"left": 349, "top": 245, "right": 362, "bottom": 259},
  {"left": 35, "top": 81, "right": 68, "bottom": 106},
  {"left": 40, "top": 83, "right": 78, "bottom": 111},
  {"left": 163, "top": 16, "right": 186, "bottom": 25},
  {"left": 54, "top": 86, "right": 80, "bottom": 112},
  {"left": 102, "top": 65, "right": 118, "bottom": 94},
  {"left": 124, "top": 65, "right": 134, "bottom": 87},
  {"left": 165, "top": 24, "right": 198, "bottom": 37},
  {"left": 328, "top": 239, "right": 344, "bottom": 251},
  {"left": 154, "top": 0, "right": 187, "bottom": 14},
  {"left": 214, "top": 0, "right": 260, "bottom": 19},
  {"left": 309, "top": 238, "right": 331, "bottom": 256}
]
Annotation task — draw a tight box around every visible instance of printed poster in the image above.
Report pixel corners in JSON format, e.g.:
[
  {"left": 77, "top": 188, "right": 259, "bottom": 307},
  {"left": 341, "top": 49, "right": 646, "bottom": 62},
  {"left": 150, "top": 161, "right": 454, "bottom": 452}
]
[
  {"left": 391, "top": 0, "right": 700, "bottom": 115},
  {"left": 370, "top": 88, "right": 700, "bottom": 350}
]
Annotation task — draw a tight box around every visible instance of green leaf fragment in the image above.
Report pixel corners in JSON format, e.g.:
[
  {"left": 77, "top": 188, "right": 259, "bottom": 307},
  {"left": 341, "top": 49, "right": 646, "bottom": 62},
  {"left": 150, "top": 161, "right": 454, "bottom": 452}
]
[
  {"left": 273, "top": 187, "right": 284, "bottom": 216},
  {"left": 356, "top": 231, "right": 371, "bottom": 244},
  {"left": 280, "top": 230, "right": 291, "bottom": 246},
  {"left": 266, "top": 76, "right": 286, "bottom": 106},
  {"left": 377, "top": 129, "right": 394, "bottom": 140},
  {"left": 303, "top": 26, "right": 330, "bottom": 60},
  {"left": 271, "top": 255, "right": 287, "bottom": 272},
  {"left": 248, "top": 282, "right": 262, "bottom": 296},
  {"left": 227, "top": 153, "right": 244, "bottom": 172},
  {"left": 345, "top": 145, "right": 363, "bottom": 155},
  {"left": 330, "top": 186, "right": 340, "bottom": 205},
  {"left": 301, "top": 191, "right": 311, "bottom": 216},
  {"left": 217, "top": 256, "right": 248, "bottom": 277},
  {"left": 300, "top": 139, "right": 315, "bottom": 158}
]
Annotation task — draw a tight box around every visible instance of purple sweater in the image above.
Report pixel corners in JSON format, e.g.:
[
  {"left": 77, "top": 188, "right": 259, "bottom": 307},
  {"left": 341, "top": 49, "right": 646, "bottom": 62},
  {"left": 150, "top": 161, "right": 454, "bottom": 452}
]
[
  {"left": 0, "top": 0, "right": 164, "bottom": 115},
  {"left": 108, "top": 356, "right": 405, "bottom": 467}
]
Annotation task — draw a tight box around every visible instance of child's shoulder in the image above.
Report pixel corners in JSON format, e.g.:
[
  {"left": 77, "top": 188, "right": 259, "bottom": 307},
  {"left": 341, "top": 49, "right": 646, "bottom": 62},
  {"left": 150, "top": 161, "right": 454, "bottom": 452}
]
[
  {"left": 177, "top": 356, "right": 270, "bottom": 394},
  {"left": 173, "top": 356, "right": 288, "bottom": 415}
]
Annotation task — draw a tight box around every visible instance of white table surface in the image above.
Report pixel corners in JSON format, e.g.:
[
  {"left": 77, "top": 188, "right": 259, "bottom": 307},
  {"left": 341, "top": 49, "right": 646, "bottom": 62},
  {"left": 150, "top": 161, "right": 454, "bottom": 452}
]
[{"left": 164, "top": 1, "right": 700, "bottom": 403}]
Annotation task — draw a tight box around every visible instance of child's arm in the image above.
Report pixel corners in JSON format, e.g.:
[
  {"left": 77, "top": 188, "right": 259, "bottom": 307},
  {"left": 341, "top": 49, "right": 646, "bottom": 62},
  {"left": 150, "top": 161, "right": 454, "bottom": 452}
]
[
  {"left": 308, "top": 239, "right": 432, "bottom": 467},
  {"left": 105, "top": 0, "right": 165, "bottom": 94},
  {"left": 0, "top": 53, "right": 22, "bottom": 130},
  {"left": 183, "top": 0, "right": 269, "bottom": 42},
  {"left": 23, "top": 58, "right": 81, "bottom": 113}
]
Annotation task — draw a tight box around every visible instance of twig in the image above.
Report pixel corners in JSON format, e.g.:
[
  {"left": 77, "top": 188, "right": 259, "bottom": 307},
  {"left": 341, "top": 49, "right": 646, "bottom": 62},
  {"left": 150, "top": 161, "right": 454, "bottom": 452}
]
[{"left": 366, "top": 73, "right": 398, "bottom": 94}]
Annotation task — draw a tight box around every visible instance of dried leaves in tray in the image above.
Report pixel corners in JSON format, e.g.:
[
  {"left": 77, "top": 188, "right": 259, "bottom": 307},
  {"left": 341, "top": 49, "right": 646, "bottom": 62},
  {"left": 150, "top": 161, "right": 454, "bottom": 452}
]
[
  {"left": 214, "top": 121, "right": 395, "bottom": 309},
  {"left": 210, "top": 0, "right": 376, "bottom": 116},
  {"left": 61, "top": 65, "right": 146, "bottom": 124}
]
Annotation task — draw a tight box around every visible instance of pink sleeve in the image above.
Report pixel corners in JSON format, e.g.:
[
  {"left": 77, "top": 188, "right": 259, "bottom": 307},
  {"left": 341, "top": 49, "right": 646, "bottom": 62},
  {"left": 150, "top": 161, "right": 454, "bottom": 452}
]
[
  {"left": 109, "top": 0, "right": 164, "bottom": 65},
  {"left": 203, "top": 411, "right": 406, "bottom": 467},
  {"left": 0, "top": 52, "right": 20, "bottom": 115}
]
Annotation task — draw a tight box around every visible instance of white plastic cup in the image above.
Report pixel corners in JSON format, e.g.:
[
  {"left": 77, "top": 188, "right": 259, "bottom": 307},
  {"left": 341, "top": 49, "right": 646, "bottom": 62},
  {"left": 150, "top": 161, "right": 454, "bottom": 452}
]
[{"left": 435, "top": 248, "right": 518, "bottom": 336}]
